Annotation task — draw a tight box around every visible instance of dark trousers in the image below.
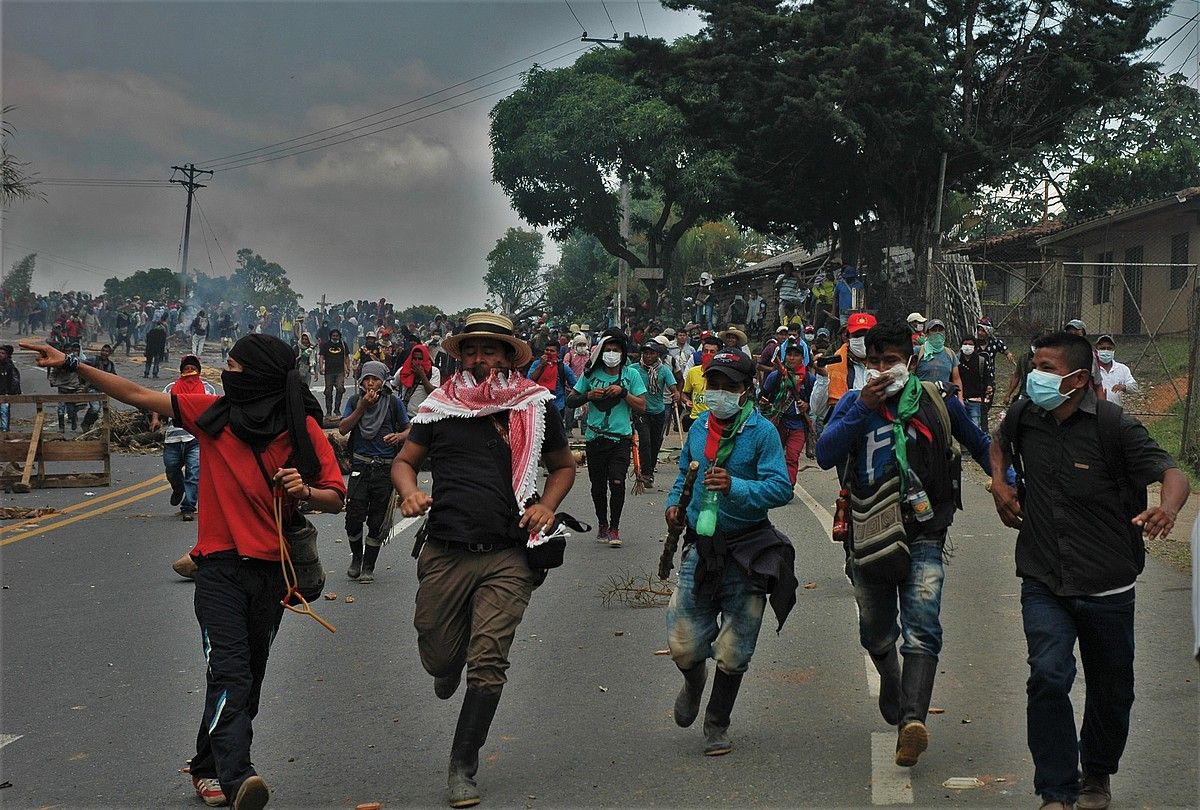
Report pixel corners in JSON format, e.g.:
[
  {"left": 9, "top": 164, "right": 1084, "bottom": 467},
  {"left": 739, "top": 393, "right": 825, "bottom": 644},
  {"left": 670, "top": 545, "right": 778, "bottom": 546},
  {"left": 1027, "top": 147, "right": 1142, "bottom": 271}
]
[
  {"left": 1021, "top": 578, "right": 1136, "bottom": 803},
  {"left": 635, "top": 411, "right": 667, "bottom": 478},
  {"left": 344, "top": 462, "right": 394, "bottom": 544},
  {"left": 324, "top": 371, "right": 345, "bottom": 414},
  {"left": 585, "top": 436, "right": 631, "bottom": 530},
  {"left": 190, "top": 555, "right": 286, "bottom": 801}
]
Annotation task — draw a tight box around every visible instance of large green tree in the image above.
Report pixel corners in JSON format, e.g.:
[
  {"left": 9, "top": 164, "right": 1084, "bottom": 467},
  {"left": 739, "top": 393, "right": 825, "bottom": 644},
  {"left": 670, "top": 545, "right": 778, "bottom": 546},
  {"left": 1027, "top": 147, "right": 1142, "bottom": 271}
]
[
  {"left": 960, "top": 71, "right": 1200, "bottom": 238},
  {"left": 544, "top": 231, "right": 617, "bottom": 326},
  {"left": 490, "top": 43, "right": 733, "bottom": 312},
  {"left": 484, "top": 227, "right": 545, "bottom": 318},
  {"left": 103, "top": 267, "right": 180, "bottom": 302},
  {"left": 1, "top": 252, "right": 36, "bottom": 300},
  {"left": 232, "top": 248, "right": 301, "bottom": 311},
  {"left": 665, "top": 0, "right": 1170, "bottom": 282}
]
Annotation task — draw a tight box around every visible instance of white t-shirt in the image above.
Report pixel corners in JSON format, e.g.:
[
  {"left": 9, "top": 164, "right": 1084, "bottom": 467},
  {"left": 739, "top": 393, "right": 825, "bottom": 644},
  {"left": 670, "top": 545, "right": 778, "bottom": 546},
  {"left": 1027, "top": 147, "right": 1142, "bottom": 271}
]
[{"left": 1098, "top": 361, "right": 1137, "bottom": 407}]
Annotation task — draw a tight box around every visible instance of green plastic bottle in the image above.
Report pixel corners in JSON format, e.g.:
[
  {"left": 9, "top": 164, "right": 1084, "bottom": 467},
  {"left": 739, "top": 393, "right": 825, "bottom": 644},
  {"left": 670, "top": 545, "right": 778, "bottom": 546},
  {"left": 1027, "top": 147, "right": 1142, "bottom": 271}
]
[{"left": 696, "top": 488, "right": 720, "bottom": 536}]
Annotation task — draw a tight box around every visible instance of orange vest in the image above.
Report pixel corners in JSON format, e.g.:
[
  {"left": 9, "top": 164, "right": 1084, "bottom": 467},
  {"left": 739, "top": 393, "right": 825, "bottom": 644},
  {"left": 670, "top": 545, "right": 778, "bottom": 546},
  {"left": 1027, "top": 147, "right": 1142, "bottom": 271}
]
[{"left": 827, "top": 343, "right": 851, "bottom": 402}]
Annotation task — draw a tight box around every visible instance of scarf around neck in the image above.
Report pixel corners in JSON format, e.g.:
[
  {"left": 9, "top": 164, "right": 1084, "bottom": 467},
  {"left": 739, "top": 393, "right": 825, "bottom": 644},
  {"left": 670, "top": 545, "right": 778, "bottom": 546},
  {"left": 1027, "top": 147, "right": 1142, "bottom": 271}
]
[{"left": 413, "top": 370, "right": 555, "bottom": 546}]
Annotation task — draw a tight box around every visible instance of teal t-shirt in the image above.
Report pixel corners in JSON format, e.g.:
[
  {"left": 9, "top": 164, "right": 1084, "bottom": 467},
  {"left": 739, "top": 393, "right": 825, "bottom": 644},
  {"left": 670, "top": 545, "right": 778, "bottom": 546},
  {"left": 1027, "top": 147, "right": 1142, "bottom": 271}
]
[
  {"left": 630, "top": 361, "right": 677, "bottom": 415},
  {"left": 573, "top": 363, "right": 648, "bottom": 440}
]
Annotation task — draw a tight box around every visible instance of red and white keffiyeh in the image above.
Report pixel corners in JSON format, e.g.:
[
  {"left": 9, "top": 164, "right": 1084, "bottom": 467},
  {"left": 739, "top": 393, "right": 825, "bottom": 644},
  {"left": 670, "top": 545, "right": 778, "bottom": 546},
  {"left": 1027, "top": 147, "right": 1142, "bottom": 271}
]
[{"left": 412, "top": 370, "right": 556, "bottom": 546}]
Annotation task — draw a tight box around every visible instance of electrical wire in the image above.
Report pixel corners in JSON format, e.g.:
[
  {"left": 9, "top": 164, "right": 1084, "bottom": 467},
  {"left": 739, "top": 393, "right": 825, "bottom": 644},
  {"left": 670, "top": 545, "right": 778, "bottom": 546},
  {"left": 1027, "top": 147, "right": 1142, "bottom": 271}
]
[
  {"left": 211, "top": 48, "right": 587, "bottom": 173},
  {"left": 2, "top": 241, "right": 114, "bottom": 275},
  {"left": 196, "top": 36, "right": 581, "bottom": 166},
  {"left": 599, "top": 0, "right": 617, "bottom": 35},
  {"left": 563, "top": 0, "right": 585, "bottom": 32},
  {"left": 636, "top": 1, "right": 649, "bottom": 36},
  {"left": 195, "top": 198, "right": 236, "bottom": 275}
]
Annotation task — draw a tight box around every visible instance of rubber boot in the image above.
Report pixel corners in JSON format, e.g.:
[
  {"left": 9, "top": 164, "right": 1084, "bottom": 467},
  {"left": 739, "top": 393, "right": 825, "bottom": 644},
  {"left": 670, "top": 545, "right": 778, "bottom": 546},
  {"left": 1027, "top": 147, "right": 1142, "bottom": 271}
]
[
  {"left": 81, "top": 408, "right": 98, "bottom": 432},
  {"left": 446, "top": 688, "right": 502, "bottom": 808},
  {"left": 346, "top": 538, "right": 363, "bottom": 580},
  {"left": 358, "top": 541, "right": 382, "bottom": 583},
  {"left": 58, "top": 414, "right": 66, "bottom": 434},
  {"left": 702, "top": 669, "right": 744, "bottom": 756},
  {"left": 869, "top": 645, "right": 902, "bottom": 725},
  {"left": 895, "top": 654, "right": 938, "bottom": 767},
  {"left": 674, "top": 662, "right": 707, "bottom": 728},
  {"left": 435, "top": 665, "right": 464, "bottom": 700}
]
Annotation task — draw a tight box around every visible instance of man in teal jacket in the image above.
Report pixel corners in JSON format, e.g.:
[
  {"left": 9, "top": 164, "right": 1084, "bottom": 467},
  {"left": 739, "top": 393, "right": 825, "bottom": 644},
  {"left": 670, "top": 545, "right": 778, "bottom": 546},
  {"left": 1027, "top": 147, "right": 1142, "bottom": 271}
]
[{"left": 664, "top": 350, "right": 796, "bottom": 757}]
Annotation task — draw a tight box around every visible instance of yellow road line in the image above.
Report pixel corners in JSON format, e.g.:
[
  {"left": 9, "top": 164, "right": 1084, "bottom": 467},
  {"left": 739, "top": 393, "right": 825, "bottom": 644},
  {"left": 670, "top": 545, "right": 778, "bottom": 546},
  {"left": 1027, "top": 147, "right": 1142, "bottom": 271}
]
[
  {"left": 0, "top": 483, "right": 172, "bottom": 547},
  {"left": 0, "top": 474, "right": 166, "bottom": 535}
]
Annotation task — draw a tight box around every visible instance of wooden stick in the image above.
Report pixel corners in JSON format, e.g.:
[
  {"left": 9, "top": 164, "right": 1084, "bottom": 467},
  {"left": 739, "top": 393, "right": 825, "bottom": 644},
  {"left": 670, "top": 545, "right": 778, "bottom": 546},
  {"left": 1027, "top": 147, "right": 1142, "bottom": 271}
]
[
  {"left": 13, "top": 410, "right": 45, "bottom": 494},
  {"left": 658, "top": 460, "right": 699, "bottom": 580}
]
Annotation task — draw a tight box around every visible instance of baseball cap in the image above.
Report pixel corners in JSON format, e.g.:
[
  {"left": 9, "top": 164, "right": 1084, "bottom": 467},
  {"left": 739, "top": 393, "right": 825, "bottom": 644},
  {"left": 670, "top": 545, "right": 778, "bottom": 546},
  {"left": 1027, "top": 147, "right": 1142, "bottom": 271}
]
[
  {"left": 776, "top": 324, "right": 790, "bottom": 334},
  {"left": 906, "top": 312, "right": 928, "bottom": 324},
  {"left": 704, "top": 351, "right": 756, "bottom": 384},
  {"left": 662, "top": 327, "right": 677, "bottom": 338},
  {"left": 927, "top": 319, "right": 946, "bottom": 331},
  {"left": 1065, "top": 319, "right": 1086, "bottom": 331},
  {"left": 365, "top": 331, "right": 377, "bottom": 338},
  {"left": 847, "top": 313, "right": 877, "bottom": 333}
]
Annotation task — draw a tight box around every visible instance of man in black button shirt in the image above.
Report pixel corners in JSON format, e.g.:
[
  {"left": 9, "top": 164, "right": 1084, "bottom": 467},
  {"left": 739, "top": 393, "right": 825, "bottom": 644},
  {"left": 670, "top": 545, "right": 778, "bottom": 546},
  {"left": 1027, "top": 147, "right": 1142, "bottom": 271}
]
[
  {"left": 990, "top": 331, "right": 1189, "bottom": 810},
  {"left": 393, "top": 311, "right": 576, "bottom": 809}
]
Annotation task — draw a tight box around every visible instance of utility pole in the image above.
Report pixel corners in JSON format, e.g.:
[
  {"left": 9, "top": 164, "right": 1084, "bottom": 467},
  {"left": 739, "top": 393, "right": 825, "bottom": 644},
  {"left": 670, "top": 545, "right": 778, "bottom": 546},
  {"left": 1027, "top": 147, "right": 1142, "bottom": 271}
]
[
  {"left": 170, "top": 163, "right": 213, "bottom": 304},
  {"left": 926, "top": 151, "right": 948, "bottom": 312}
]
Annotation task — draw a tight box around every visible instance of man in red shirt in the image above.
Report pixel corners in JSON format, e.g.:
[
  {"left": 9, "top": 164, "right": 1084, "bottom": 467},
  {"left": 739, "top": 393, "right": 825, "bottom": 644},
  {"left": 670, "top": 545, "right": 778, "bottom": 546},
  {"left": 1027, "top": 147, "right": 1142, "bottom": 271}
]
[{"left": 20, "top": 334, "right": 346, "bottom": 810}]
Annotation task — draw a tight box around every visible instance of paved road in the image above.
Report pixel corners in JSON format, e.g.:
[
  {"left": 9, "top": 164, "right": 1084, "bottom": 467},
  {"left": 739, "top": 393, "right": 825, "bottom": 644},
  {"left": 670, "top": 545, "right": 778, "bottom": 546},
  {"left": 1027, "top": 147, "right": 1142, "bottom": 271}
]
[{"left": 1, "top": 344, "right": 1197, "bottom": 808}]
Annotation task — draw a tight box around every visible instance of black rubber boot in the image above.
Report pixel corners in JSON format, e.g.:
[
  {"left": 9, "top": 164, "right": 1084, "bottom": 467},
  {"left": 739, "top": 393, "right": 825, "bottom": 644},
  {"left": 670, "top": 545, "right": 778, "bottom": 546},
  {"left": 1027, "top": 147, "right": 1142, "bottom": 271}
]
[
  {"left": 434, "top": 666, "right": 463, "bottom": 700},
  {"left": 446, "top": 688, "right": 502, "bottom": 808},
  {"left": 58, "top": 414, "right": 66, "bottom": 434},
  {"left": 358, "top": 542, "right": 382, "bottom": 584},
  {"left": 346, "top": 538, "right": 363, "bottom": 580},
  {"left": 702, "top": 669, "right": 744, "bottom": 756},
  {"left": 895, "top": 654, "right": 938, "bottom": 767},
  {"left": 869, "top": 645, "right": 902, "bottom": 726},
  {"left": 81, "top": 408, "right": 98, "bottom": 432},
  {"left": 674, "top": 662, "right": 707, "bottom": 728}
]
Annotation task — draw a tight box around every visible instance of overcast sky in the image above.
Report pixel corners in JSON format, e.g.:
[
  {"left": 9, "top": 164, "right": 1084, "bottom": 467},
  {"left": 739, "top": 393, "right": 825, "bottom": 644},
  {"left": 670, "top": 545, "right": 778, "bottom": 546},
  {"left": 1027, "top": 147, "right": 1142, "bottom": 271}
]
[
  {"left": 0, "top": 1, "right": 702, "bottom": 308},
  {"left": 2, "top": 2, "right": 1196, "bottom": 308}
]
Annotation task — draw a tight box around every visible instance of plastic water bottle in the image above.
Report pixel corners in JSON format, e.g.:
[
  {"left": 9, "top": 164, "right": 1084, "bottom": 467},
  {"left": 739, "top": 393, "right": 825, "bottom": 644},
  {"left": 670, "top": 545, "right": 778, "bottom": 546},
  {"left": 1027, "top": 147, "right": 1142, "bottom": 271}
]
[
  {"left": 904, "top": 468, "right": 934, "bottom": 522},
  {"left": 696, "top": 488, "right": 720, "bottom": 536}
]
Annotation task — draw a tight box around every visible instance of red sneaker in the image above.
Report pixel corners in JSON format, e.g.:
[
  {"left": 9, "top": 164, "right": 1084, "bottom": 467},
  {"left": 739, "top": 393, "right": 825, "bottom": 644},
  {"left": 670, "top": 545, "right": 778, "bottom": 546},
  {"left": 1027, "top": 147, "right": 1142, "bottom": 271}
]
[{"left": 192, "top": 775, "right": 227, "bottom": 807}]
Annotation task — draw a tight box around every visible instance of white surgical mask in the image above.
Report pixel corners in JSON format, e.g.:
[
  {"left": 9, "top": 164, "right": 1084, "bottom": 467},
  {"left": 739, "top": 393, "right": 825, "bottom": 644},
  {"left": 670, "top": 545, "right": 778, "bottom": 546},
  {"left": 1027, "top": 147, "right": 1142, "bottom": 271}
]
[
  {"left": 1097, "top": 349, "right": 1114, "bottom": 364},
  {"left": 960, "top": 344, "right": 975, "bottom": 356},
  {"left": 849, "top": 336, "right": 866, "bottom": 358},
  {"left": 601, "top": 351, "right": 622, "bottom": 368},
  {"left": 706, "top": 389, "right": 743, "bottom": 420}
]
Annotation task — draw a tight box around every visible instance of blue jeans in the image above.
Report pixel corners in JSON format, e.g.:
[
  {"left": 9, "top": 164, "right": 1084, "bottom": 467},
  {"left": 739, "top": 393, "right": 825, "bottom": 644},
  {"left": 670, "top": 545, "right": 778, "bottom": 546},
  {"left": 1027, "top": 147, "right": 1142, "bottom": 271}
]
[
  {"left": 164, "top": 439, "right": 200, "bottom": 512},
  {"left": 666, "top": 545, "right": 767, "bottom": 674},
  {"left": 852, "top": 535, "right": 945, "bottom": 657},
  {"left": 0, "top": 403, "right": 9, "bottom": 432},
  {"left": 1021, "top": 579, "right": 1135, "bottom": 803},
  {"left": 964, "top": 400, "right": 984, "bottom": 430},
  {"left": 144, "top": 355, "right": 161, "bottom": 377}
]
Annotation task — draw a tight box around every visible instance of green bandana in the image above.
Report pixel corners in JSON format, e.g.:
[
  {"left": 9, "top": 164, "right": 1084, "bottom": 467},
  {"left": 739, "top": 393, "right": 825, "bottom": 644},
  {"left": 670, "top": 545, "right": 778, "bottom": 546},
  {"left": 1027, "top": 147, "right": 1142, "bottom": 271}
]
[
  {"left": 890, "top": 373, "right": 923, "bottom": 492},
  {"left": 712, "top": 399, "right": 755, "bottom": 469}
]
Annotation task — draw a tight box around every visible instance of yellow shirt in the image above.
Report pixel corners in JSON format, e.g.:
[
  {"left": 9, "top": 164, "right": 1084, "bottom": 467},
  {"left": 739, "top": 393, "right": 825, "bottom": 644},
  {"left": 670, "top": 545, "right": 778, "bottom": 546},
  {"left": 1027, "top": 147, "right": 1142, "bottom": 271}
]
[{"left": 683, "top": 365, "right": 709, "bottom": 420}]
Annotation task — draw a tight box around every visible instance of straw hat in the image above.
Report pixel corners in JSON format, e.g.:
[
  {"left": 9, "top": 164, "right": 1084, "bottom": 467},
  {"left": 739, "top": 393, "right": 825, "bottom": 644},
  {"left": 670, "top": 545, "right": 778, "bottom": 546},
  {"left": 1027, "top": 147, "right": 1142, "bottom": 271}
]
[
  {"left": 721, "top": 327, "right": 748, "bottom": 347},
  {"left": 442, "top": 311, "right": 532, "bottom": 368}
]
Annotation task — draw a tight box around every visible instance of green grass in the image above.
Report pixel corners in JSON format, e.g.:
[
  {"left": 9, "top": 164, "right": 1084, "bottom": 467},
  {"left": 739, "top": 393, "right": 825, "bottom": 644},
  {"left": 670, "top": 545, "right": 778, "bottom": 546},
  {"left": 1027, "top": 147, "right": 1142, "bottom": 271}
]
[{"left": 1145, "top": 400, "right": 1200, "bottom": 489}]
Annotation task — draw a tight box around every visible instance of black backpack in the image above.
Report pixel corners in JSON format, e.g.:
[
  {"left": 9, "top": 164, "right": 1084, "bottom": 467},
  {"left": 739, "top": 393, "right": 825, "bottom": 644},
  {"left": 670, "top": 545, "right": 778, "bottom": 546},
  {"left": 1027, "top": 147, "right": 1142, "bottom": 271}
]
[{"left": 1004, "top": 397, "right": 1147, "bottom": 520}]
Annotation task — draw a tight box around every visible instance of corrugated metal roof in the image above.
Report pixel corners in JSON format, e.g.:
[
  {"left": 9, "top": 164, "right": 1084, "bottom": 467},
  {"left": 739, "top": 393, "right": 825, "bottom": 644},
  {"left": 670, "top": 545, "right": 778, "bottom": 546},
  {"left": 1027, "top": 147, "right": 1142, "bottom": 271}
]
[
  {"left": 713, "top": 243, "right": 836, "bottom": 284},
  {"left": 1037, "top": 186, "right": 1200, "bottom": 246}
]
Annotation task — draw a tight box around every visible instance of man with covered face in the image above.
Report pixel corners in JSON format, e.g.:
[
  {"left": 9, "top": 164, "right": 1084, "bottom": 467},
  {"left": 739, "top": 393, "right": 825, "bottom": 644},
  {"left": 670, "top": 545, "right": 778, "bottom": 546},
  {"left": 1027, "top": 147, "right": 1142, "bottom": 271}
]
[
  {"left": 393, "top": 311, "right": 577, "bottom": 808},
  {"left": 339, "top": 361, "right": 410, "bottom": 583}
]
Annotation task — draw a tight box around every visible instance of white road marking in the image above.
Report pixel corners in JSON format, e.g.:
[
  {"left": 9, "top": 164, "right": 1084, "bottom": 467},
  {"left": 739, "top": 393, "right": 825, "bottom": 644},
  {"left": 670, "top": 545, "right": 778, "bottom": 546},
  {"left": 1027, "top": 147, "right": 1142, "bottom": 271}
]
[
  {"left": 793, "top": 481, "right": 833, "bottom": 540},
  {"left": 0, "top": 733, "right": 24, "bottom": 750},
  {"left": 871, "top": 732, "right": 914, "bottom": 804},
  {"left": 796, "top": 481, "right": 906, "bottom": 805}
]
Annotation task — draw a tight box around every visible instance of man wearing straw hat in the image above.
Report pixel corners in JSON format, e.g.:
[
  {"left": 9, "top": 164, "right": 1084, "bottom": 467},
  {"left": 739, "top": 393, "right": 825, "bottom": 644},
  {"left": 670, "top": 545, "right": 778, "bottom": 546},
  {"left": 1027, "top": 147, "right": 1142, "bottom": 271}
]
[
  {"left": 19, "top": 334, "right": 346, "bottom": 810},
  {"left": 393, "top": 311, "right": 577, "bottom": 808}
]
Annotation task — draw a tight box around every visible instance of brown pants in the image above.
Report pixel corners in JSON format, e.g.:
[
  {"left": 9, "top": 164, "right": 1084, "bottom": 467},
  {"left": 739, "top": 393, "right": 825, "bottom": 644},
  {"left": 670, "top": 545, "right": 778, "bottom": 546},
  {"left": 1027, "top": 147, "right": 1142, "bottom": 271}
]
[{"left": 414, "top": 540, "right": 535, "bottom": 694}]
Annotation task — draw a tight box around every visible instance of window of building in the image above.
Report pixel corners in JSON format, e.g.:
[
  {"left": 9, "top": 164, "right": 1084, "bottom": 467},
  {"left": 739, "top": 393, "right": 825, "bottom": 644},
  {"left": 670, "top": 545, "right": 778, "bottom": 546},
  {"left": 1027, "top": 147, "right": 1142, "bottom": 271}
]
[
  {"left": 1092, "top": 251, "right": 1112, "bottom": 305},
  {"left": 1171, "top": 233, "right": 1190, "bottom": 290}
]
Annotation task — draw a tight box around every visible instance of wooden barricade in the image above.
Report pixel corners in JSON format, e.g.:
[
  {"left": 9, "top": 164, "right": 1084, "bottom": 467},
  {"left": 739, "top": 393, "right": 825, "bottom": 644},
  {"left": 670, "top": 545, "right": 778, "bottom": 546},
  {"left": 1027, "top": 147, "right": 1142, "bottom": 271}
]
[{"left": 0, "top": 394, "right": 111, "bottom": 491}]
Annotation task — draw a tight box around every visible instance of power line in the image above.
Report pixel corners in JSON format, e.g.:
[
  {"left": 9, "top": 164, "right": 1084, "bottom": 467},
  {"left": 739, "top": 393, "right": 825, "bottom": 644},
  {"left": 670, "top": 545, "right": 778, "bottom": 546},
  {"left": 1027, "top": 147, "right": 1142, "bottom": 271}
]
[
  {"left": 636, "top": 1, "right": 649, "bottom": 36},
  {"left": 195, "top": 197, "right": 236, "bottom": 276},
  {"left": 2, "top": 241, "right": 115, "bottom": 275},
  {"left": 599, "top": 0, "right": 617, "bottom": 35},
  {"left": 196, "top": 36, "right": 581, "bottom": 167},
  {"left": 211, "top": 48, "right": 587, "bottom": 173},
  {"left": 563, "top": 0, "right": 585, "bottom": 32}
]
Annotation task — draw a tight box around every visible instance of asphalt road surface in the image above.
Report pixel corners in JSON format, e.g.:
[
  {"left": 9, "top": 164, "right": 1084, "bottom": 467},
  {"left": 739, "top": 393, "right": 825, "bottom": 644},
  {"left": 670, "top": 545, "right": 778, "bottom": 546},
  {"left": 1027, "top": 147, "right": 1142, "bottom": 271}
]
[{"left": 1, "top": 347, "right": 1197, "bottom": 809}]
